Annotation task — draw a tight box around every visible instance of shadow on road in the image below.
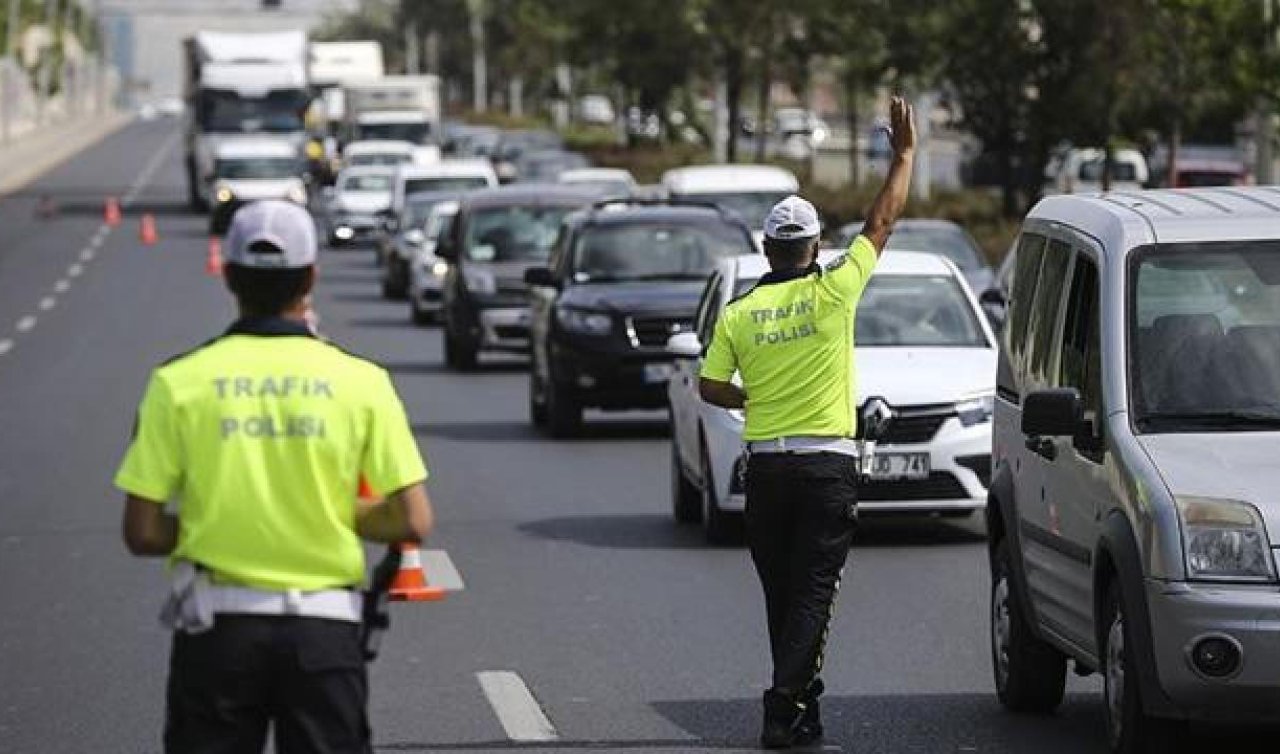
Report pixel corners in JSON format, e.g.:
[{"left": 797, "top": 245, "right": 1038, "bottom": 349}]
[
  {"left": 519, "top": 514, "right": 708, "bottom": 550},
  {"left": 385, "top": 360, "right": 528, "bottom": 376},
  {"left": 411, "top": 418, "right": 666, "bottom": 444},
  {"left": 331, "top": 291, "right": 398, "bottom": 305}
]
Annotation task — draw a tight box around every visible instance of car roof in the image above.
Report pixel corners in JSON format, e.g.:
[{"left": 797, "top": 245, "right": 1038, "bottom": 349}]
[
  {"left": 459, "top": 183, "right": 604, "bottom": 209},
  {"left": 730, "top": 249, "right": 957, "bottom": 282},
  {"left": 577, "top": 202, "right": 742, "bottom": 228},
  {"left": 559, "top": 168, "right": 635, "bottom": 184},
  {"left": 214, "top": 140, "right": 296, "bottom": 159},
  {"left": 345, "top": 140, "right": 415, "bottom": 154},
  {"left": 1028, "top": 186, "right": 1280, "bottom": 251},
  {"left": 839, "top": 217, "right": 965, "bottom": 234},
  {"left": 339, "top": 165, "right": 396, "bottom": 179},
  {"left": 395, "top": 160, "right": 495, "bottom": 179},
  {"left": 661, "top": 164, "right": 799, "bottom": 194}
]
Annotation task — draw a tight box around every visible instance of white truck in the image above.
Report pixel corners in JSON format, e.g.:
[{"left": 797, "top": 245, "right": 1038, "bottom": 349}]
[
  {"left": 309, "top": 41, "right": 385, "bottom": 133},
  {"left": 182, "top": 30, "right": 311, "bottom": 211},
  {"left": 341, "top": 76, "right": 442, "bottom": 150}
]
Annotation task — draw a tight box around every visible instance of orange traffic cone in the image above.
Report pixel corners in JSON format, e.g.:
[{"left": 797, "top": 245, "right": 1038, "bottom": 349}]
[
  {"left": 139, "top": 214, "right": 158, "bottom": 246},
  {"left": 205, "top": 236, "right": 223, "bottom": 277},
  {"left": 104, "top": 196, "right": 121, "bottom": 226},
  {"left": 388, "top": 543, "right": 446, "bottom": 602}
]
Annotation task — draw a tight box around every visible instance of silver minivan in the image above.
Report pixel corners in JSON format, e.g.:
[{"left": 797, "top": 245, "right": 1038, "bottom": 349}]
[{"left": 989, "top": 187, "right": 1280, "bottom": 753}]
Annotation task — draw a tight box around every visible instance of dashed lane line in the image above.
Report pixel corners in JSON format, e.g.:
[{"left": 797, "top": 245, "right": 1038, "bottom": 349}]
[
  {"left": 0, "top": 340, "right": 12, "bottom": 356},
  {"left": 121, "top": 128, "right": 181, "bottom": 208},
  {"left": 80, "top": 248, "right": 95, "bottom": 262},
  {"left": 420, "top": 550, "right": 465, "bottom": 592},
  {"left": 38, "top": 297, "right": 55, "bottom": 311},
  {"left": 54, "top": 280, "right": 70, "bottom": 293},
  {"left": 477, "top": 671, "right": 559, "bottom": 743},
  {"left": 67, "top": 263, "right": 83, "bottom": 278},
  {"left": 16, "top": 316, "right": 36, "bottom": 333}
]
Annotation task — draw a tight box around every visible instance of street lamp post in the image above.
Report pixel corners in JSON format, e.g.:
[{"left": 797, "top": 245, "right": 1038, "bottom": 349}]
[
  {"left": 466, "top": 0, "right": 486, "bottom": 112},
  {"left": 3, "top": 0, "right": 20, "bottom": 143}
]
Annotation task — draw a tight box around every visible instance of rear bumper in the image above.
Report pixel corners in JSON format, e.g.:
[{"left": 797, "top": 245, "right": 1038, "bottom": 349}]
[
  {"left": 1146, "top": 579, "right": 1280, "bottom": 723},
  {"left": 551, "top": 343, "right": 677, "bottom": 410}
]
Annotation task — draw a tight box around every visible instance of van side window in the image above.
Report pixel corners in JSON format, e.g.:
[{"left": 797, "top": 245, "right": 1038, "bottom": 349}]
[
  {"left": 1058, "top": 254, "right": 1104, "bottom": 458},
  {"left": 1005, "top": 233, "right": 1047, "bottom": 372},
  {"left": 1026, "top": 239, "right": 1073, "bottom": 389}
]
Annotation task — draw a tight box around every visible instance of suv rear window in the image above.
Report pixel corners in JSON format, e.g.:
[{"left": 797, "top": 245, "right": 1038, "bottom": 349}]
[{"left": 571, "top": 222, "right": 749, "bottom": 282}]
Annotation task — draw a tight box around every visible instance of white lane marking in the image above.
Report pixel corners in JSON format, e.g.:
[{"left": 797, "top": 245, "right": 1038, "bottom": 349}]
[
  {"left": 420, "top": 550, "right": 465, "bottom": 591},
  {"left": 54, "top": 279, "right": 70, "bottom": 293},
  {"left": 79, "top": 248, "right": 94, "bottom": 262},
  {"left": 67, "top": 263, "right": 83, "bottom": 277},
  {"left": 477, "top": 671, "right": 558, "bottom": 742},
  {"left": 16, "top": 316, "right": 36, "bottom": 333},
  {"left": 0, "top": 339, "right": 12, "bottom": 356},
  {"left": 121, "top": 128, "right": 180, "bottom": 207},
  {"left": 38, "top": 297, "right": 55, "bottom": 311}
]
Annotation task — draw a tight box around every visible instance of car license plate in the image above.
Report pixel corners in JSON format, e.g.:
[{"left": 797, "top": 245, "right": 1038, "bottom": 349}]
[
  {"left": 643, "top": 363, "right": 675, "bottom": 384},
  {"left": 869, "top": 453, "right": 930, "bottom": 480}
]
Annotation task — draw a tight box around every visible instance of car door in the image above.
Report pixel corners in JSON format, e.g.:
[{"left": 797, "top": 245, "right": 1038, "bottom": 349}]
[
  {"left": 673, "top": 270, "right": 723, "bottom": 478},
  {"left": 1014, "top": 235, "right": 1081, "bottom": 645},
  {"left": 1037, "top": 247, "right": 1107, "bottom": 654}
]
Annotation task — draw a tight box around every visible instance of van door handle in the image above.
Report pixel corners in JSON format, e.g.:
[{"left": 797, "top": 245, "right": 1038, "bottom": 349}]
[{"left": 1025, "top": 436, "right": 1057, "bottom": 461}]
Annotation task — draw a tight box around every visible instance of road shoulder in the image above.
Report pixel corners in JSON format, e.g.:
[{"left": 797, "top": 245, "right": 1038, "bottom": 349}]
[{"left": 0, "top": 112, "right": 134, "bottom": 198}]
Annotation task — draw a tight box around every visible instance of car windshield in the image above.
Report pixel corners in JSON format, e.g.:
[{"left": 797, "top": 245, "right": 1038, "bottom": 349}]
[
  {"left": 404, "top": 198, "right": 450, "bottom": 227},
  {"left": 464, "top": 206, "right": 576, "bottom": 262},
  {"left": 837, "top": 224, "right": 984, "bottom": 270},
  {"left": 856, "top": 275, "right": 988, "bottom": 347},
  {"left": 572, "top": 223, "right": 749, "bottom": 282},
  {"left": 1079, "top": 159, "right": 1138, "bottom": 182},
  {"left": 676, "top": 191, "right": 790, "bottom": 230},
  {"left": 216, "top": 158, "right": 298, "bottom": 180},
  {"left": 1132, "top": 241, "right": 1280, "bottom": 432},
  {"left": 341, "top": 174, "right": 392, "bottom": 192},
  {"left": 424, "top": 208, "right": 456, "bottom": 241},
  {"left": 349, "top": 153, "right": 411, "bottom": 167},
  {"left": 357, "top": 123, "right": 431, "bottom": 143},
  {"left": 406, "top": 176, "right": 490, "bottom": 194},
  {"left": 199, "top": 90, "right": 307, "bottom": 133}
]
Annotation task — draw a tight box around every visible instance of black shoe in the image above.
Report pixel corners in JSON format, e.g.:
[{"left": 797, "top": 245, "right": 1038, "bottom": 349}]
[
  {"left": 760, "top": 689, "right": 804, "bottom": 749},
  {"left": 793, "top": 698, "right": 823, "bottom": 747}
]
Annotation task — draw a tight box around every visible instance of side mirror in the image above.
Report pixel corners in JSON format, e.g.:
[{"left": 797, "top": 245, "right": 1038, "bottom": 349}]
[
  {"left": 524, "top": 267, "right": 557, "bottom": 288},
  {"left": 666, "top": 330, "right": 702, "bottom": 359},
  {"left": 1022, "top": 388, "right": 1083, "bottom": 437},
  {"left": 979, "top": 287, "right": 1007, "bottom": 308}
]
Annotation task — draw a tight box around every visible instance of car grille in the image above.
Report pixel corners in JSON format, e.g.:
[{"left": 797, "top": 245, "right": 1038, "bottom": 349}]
[
  {"left": 956, "top": 454, "right": 992, "bottom": 488},
  {"left": 860, "top": 472, "right": 968, "bottom": 501},
  {"left": 629, "top": 316, "right": 693, "bottom": 348},
  {"left": 494, "top": 325, "right": 529, "bottom": 340},
  {"left": 858, "top": 402, "right": 954, "bottom": 444}
]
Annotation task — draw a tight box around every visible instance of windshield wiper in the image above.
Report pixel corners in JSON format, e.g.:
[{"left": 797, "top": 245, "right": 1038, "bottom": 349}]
[{"left": 1140, "top": 409, "right": 1280, "bottom": 429}]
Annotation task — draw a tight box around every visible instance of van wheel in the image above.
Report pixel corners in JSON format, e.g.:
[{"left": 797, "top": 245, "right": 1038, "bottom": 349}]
[
  {"left": 991, "top": 539, "right": 1066, "bottom": 714},
  {"left": 671, "top": 439, "right": 701, "bottom": 524},
  {"left": 1103, "top": 584, "right": 1187, "bottom": 753},
  {"left": 701, "top": 444, "right": 739, "bottom": 544}
]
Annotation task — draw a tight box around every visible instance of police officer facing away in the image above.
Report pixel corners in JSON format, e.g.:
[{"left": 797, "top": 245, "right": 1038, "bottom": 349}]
[
  {"left": 117, "top": 200, "right": 434, "bottom": 753},
  {"left": 699, "top": 97, "right": 916, "bottom": 749}
]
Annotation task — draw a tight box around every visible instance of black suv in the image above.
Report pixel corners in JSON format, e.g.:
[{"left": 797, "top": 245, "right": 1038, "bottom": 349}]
[
  {"left": 435, "top": 185, "right": 603, "bottom": 369},
  {"left": 524, "top": 201, "right": 756, "bottom": 436}
]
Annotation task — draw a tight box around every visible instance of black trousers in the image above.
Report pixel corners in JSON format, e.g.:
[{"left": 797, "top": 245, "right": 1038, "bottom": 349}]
[
  {"left": 745, "top": 451, "right": 858, "bottom": 697},
  {"left": 165, "top": 615, "right": 371, "bottom": 754}
]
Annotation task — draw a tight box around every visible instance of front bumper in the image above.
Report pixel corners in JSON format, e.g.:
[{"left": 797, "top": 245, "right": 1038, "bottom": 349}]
[
  {"left": 409, "top": 266, "right": 446, "bottom": 313},
  {"left": 551, "top": 341, "right": 678, "bottom": 410},
  {"left": 477, "top": 307, "right": 532, "bottom": 352},
  {"left": 327, "top": 214, "right": 379, "bottom": 243},
  {"left": 1146, "top": 578, "right": 1280, "bottom": 722}
]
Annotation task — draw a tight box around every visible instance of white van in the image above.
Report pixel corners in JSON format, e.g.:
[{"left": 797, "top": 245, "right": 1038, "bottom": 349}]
[
  {"left": 660, "top": 164, "right": 799, "bottom": 244},
  {"left": 1045, "top": 147, "right": 1150, "bottom": 195}
]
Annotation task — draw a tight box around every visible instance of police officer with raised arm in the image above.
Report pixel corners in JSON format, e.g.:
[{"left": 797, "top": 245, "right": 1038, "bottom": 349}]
[
  {"left": 699, "top": 97, "right": 916, "bottom": 749},
  {"left": 116, "top": 200, "right": 434, "bottom": 754}
]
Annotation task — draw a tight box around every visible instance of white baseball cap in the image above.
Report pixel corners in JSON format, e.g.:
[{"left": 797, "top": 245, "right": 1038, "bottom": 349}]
[
  {"left": 224, "top": 200, "right": 318, "bottom": 269},
  {"left": 763, "top": 195, "right": 821, "bottom": 240}
]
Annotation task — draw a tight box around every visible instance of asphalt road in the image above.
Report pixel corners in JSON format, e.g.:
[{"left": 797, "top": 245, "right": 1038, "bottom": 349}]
[{"left": 0, "top": 121, "right": 1267, "bottom": 753}]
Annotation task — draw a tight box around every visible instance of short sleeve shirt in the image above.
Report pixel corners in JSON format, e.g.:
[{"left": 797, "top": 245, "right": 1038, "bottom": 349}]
[
  {"left": 701, "top": 235, "right": 878, "bottom": 440},
  {"left": 114, "top": 318, "right": 427, "bottom": 591}
]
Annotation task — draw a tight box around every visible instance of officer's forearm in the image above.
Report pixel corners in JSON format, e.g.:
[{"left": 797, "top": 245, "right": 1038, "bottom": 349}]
[
  {"left": 356, "top": 483, "right": 434, "bottom": 544},
  {"left": 863, "top": 150, "right": 915, "bottom": 254},
  {"left": 699, "top": 378, "right": 746, "bottom": 409},
  {"left": 122, "top": 495, "right": 178, "bottom": 557}
]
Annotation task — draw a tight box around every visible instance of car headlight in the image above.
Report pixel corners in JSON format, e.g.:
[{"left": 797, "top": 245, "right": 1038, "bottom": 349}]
[
  {"left": 215, "top": 185, "right": 234, "bottom": 204},
  {"left": 956, "top": 392, "right": 995, "bottom": 427},
  {"left": 286, "top": 183, "right": 308, "bottom": 205},
  {"left": 1176, "top": 496, "right": 1276, "bottom": 582},
  {"left": 462, "top": 268, "right": 496, "bottom": 295},
  {"left": 431, "top": 261, "right": 449, "bottom": 277},
  {"left": 556, "top": 307, "right": 613, "bottom": 335}
]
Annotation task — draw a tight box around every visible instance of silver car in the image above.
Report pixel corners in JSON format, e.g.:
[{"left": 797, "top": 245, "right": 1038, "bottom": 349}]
[{"left": 990, "top": 187, "right": 1280, "bottom": 752}]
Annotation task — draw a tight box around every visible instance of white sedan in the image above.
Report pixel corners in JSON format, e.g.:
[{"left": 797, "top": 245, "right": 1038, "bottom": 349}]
[{"left": 668, "top": 250, "right": 998, "bottom": 543}]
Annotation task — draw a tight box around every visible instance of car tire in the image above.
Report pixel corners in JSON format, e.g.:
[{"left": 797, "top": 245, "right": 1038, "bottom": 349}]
[
  {"left": 1102, "top": 583, "right": 1187, "bottom": 754},
  {"left": 443, "top": 324, "right": 477, "bottom": 371},
  {"left": 529, "top": 363, "right": 549, "bottom": 429},
  {"left": 671, "top": 438, "right": 702, "bottom": 524},
  {"left": 546, "top": 381, "right": 582, "bottom": 439},
  {"left": 701, "top": 443, "right": 739, "bottom": 544},
  {"left": 410, "top": 302, "right": 434, "bottom": 326},
  {"left": 991, "top": 539, "right": 1067, "bottom": 714}
]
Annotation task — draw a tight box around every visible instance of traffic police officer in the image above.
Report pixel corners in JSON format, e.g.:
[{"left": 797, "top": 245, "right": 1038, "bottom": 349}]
[
  {"left": 116, "top": 200, "right": 434, "bottom": 754},
  {"left": 699, "top": 97, "right": 916, "bottom": 749}
]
